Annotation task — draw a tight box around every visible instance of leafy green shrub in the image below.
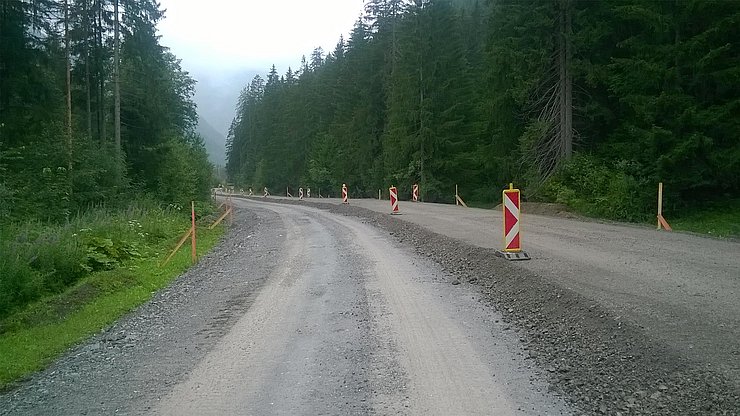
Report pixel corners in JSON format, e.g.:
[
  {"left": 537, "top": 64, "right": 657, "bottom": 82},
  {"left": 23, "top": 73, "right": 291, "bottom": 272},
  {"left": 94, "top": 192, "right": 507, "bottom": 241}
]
[
  {"left": 82, "top": 236, "right": 141, "bottom": 272},
  {"left": 31, "top": 232, "right": 88, "bottom": 291},
  {"left": 0, "top": 183, "right": 13, "bottom": 223},
  {"left": 0, "top": 199, "right": 209, "bottom": 318},
  {"left": 0, "top": 244, "right": 44, "bottom": 319},
  {"left": 155, "top": 137, "right": 213, "bottom": 206},
  {"left": 542, "top": 154, "right": 652, "bottom": 222},
  {"left": 193, "top": 200, "right": 215, "bottom": 221}
]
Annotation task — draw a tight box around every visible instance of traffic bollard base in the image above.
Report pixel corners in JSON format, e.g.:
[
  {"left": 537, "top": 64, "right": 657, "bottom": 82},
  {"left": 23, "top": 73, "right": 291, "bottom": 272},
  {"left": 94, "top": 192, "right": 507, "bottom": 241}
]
[{"left": 496, "top": 250, "right": 531, "bottom": 261}]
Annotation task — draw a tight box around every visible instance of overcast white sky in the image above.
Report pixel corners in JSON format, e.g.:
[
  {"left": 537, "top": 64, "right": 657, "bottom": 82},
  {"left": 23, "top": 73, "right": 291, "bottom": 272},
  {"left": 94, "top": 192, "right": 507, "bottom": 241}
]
[{"left": 158, "top": 0, "right": 366, "bottom": 75}]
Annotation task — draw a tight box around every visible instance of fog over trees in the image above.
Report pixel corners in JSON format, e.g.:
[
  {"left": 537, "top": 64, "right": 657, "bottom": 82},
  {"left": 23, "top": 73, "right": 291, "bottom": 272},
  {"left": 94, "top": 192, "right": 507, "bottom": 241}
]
[{"left": 0, "top": 0, "right": 213, "bottom": 221}]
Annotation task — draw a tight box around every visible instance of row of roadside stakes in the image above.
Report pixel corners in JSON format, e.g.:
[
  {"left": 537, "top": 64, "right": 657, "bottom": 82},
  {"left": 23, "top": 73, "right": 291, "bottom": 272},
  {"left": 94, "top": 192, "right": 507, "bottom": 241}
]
[
  {"left": 339, "top": 182, "right": 529, "bottom": 260},
  {"left": 161, "top": 196, "right": 234, "bottom": 267},
  {"left": 207, "top": 181, "right": 672, "bottom": 263},
  {"left": 341, "top": 183, "right": 407, "bottom": 216}
]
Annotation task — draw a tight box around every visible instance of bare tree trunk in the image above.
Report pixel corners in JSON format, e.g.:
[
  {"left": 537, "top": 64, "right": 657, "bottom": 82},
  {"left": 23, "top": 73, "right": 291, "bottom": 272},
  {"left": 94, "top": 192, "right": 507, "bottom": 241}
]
[
  {"left": 97, "top": 0, "right": 106, "bottom": 143},
  {"left": 0, "top": 2, "right": 5, "bottom": 122},
  {"left": 559, "top": 0, "right": 573, "bottom": 159},
  {"left": 114, "top": 0, "right": 121, "bottom": 157},
  {"left": 673, "top": 0, "right": 681, "bottom": 90},
  {"left": 84, "top": 0, "right": 92, "bottom": 138},
  {"left": 419, "top": 64, "right": 425, "bottom": 197},
  {"left": 416, "top": 0, "right": 425, "bottom": 199},
  {"left": 64, "top": 0, "right": 73, "bottom": 171},
  {"left": 529, "top": 0, "right": 574, "bottom": 178}
]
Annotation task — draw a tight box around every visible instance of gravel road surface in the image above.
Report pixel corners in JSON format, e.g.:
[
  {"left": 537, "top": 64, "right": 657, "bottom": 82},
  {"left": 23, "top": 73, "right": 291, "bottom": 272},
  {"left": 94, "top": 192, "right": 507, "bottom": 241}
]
[
  {"left": 1, "top": 199, "right": 570, "bottom": 415},
  {"left": 231, "top": 195, "right": 740, "bottom": 415},
  {"left": 296, "top": 196, "right": 740, "bottom": 386}
]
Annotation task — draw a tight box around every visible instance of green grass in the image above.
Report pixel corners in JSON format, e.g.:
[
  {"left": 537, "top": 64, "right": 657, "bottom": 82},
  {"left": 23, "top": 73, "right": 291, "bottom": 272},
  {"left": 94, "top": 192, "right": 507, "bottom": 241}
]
[
  {"left": 0, "top": 223, "right": 223, "bottom": 389},
  {"left": 670, "top": 199, "right": 740, "bottom": 239}
]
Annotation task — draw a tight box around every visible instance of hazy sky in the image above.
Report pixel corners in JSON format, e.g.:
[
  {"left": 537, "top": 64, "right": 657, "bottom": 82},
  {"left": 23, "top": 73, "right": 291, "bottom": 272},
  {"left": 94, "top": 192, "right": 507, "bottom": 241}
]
[{"left": 158, "top": 0, "right": 366, "bottom": 75}]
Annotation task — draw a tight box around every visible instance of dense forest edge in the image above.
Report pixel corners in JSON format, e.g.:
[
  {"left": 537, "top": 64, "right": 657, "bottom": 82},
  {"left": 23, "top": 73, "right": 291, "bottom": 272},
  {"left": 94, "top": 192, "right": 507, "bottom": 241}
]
[
  {"left": 225, "top": 0, "right": 739, "bottom": 234},
  {"left": 0, "top": 0, "right": 220, "bottom": 372}
]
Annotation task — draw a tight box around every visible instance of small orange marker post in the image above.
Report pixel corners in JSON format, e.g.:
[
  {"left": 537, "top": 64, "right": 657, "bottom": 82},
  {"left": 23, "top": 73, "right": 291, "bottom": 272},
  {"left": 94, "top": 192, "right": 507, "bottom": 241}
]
[
  {"left": 455, "top": 184, "right": 468, "bottom": 208},
  {"left": 657, "top": 182, "right": 672, "bottom": 232},
  {"left": 161, "top": 228, "right": 192, "bottom": 267},
  {"left": 191, "top": 201, "right": 197, "bottom": 263}
]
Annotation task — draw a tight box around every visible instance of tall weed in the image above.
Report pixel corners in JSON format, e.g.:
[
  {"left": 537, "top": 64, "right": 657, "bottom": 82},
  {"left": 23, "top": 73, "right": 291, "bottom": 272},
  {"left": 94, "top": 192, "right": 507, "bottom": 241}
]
[
  {"left": 0, "top": 201, "right": 197, "bottom": 319},
  {"left": 0, "top": 244, "right": 44, "bottom": 317}
]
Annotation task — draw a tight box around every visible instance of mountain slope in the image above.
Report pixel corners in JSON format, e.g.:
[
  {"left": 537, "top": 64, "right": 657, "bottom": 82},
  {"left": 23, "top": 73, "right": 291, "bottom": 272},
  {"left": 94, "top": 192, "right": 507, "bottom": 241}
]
[{"left": 196, "top": 116, "right": 226, "bottom": 166}]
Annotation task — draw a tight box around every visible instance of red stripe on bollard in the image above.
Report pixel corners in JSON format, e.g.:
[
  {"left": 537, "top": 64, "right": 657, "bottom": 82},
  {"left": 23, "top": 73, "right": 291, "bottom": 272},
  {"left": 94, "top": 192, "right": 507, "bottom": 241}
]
[
  {"left": 503, "top": 188, "right": 521, "bottom": 251},
  {"left": 389, "top": 186, "right": 400, "bottom": 214},
  {"left": 497, "top": 184, "right": 530, "bottom": 261}
]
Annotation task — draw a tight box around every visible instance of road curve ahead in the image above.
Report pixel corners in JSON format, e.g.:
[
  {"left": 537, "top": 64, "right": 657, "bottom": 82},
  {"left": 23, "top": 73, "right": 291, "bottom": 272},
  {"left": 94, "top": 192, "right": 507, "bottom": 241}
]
[
  {"left": 2, "top": 200, "right": 569, "bottom": 415},
  {"left": 153, "top": 200, "right": 568, "bottom": 415}
]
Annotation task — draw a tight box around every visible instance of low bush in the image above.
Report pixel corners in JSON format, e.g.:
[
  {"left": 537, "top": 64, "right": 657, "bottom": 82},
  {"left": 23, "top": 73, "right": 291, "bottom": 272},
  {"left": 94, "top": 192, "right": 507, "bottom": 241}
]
[
  {"left": 541, "top": 154, "right": 653, "bottom": 222},
  {"left": 0, "top": 202, "right": 204, "bottom": 320},
  {"left": 0, "top": 247, "right": 44, "bottom": 318}
]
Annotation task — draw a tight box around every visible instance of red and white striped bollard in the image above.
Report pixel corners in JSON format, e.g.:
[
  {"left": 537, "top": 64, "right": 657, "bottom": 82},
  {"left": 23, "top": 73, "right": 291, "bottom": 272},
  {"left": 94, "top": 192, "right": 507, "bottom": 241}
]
[
  {"left": 389, "top": 186, "right": 400, "bottom": 214},
  {"left": 342, "top": 183, "right": 349, "bottom": 204},
  {"left": 498, "top": 183, "right": 530, "bottom": 260}
]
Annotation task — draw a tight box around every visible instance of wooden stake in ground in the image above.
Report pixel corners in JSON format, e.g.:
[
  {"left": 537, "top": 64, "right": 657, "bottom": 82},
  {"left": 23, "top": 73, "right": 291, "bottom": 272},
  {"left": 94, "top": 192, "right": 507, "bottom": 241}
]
[
  {"left": 191, "top": 201, "right": 197, "bottom": 263},
  {"left": 455, "top": 185, "right": 468, "bottom": 208},
  {"left": 209, "top": 208, "right": 232, "bottom": 230},
  {"left": 657, "top": 182, "right": 672, "bottom": 231},
  {"left": 161, "top": 228, "right": 192, "bottom": 267}
]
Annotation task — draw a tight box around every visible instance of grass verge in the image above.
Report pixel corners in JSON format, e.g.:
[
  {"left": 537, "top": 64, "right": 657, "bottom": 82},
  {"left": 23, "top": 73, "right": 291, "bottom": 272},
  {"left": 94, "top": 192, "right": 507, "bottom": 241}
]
[
  {"left": 670, "top": 199, "right": 740, "bottom": 239},
  {"left": 0, "top": 224, "right": 223, "bottom": 390}
]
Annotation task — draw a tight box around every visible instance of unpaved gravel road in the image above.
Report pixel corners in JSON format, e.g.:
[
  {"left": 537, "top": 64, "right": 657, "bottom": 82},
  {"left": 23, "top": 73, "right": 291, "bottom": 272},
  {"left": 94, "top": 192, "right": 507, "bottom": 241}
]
[
  {"left": 232, "top": 196, "right": 740, "bottom": 415},
  {"left": 301, "top": 197, "right": 740, "bottom": 387},
  {"left": 1, "top": 200, "right": 570, "bottom": 415}
]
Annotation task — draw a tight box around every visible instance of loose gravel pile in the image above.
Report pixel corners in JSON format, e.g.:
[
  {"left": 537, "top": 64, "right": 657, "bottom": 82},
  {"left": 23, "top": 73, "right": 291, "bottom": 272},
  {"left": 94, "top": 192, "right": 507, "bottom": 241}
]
[{"left": 257, "top": 197, "right": 739, "bottom": 416}]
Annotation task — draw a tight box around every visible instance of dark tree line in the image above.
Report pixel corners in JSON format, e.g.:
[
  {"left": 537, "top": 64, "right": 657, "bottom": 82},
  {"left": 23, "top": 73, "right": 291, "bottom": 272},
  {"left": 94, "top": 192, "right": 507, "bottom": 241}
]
[
  {"left": 0, "top": 0, "right": 212, "bottom": 223},
  {"left": 226, "top": 0, "right": 739, "bottom": 220}
]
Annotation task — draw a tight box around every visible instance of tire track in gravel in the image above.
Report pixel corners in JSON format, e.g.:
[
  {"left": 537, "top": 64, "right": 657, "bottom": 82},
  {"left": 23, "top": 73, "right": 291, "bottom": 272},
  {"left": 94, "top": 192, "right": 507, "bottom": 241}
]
[
  {"left": 331, "top": 213, "right": 552, "bottom": 415},
  {"left": 237, "top": 196, "right": 740, "bottom": 415},
  {"left": 4, "top": 197, "right": 583, "bottom": 415},
  {"left": 153, "top": 204, "right": 378, "bottom": 415},
  {"left": 171, "top": 199, "right": 570, "bottom": 415}
]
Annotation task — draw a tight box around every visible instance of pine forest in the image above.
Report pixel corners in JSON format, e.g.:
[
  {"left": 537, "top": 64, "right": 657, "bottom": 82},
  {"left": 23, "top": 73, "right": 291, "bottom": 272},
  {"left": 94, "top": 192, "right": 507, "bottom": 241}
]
[
  {"left": 226, "top": 0, "right": 739, "bottom": 222},
  {"left": 1, "top": 0, "right": 739, "bottom": 323},
  {"left": 0, "top": 0, "right": 213, "bottom": 319},
  {"left": 1, "top": 0, "right": 211, "bottom": 223}
]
